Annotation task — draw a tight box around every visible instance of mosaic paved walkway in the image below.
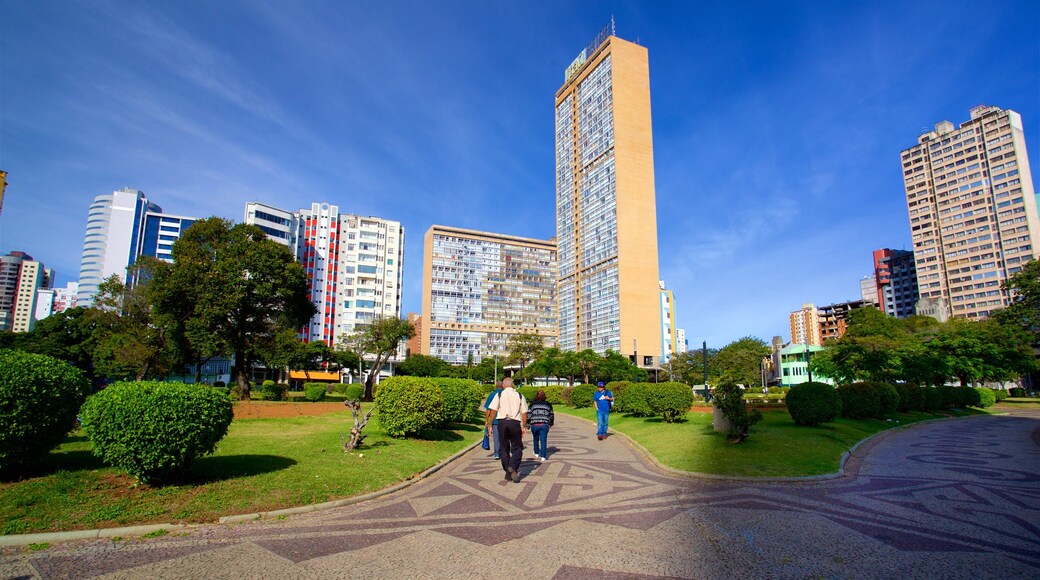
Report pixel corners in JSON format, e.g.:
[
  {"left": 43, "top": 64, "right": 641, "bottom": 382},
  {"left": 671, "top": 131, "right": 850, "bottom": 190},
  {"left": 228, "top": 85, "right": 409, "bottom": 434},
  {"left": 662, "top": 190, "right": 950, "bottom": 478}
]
[{"left": 2, "top": 410, "right": 1039, "bottom": 579}]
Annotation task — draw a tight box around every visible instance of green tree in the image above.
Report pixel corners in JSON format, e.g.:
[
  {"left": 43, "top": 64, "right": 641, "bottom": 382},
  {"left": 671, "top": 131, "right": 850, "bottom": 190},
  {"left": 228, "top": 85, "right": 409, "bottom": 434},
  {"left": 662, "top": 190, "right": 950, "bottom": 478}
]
[
  {"left": 529, "top": 347, "right": 577, "bottom": 385},
  {"left": 396, "top": 354, "right": 452, "bottom": 377},
  {"left": 595, "top": 349, "right": 648, "bottom": 383},
  {"left": 667, "top": 348, "right": 716, "bottom": 385},
  {"left": 809, "top": 308, "right": 912, "bottom": 384},
  {"left": 995, "top": 259, "right": 1040, "bottom": 345},
  {"left": 151, "top": 218, "right": 315, "bottom": 398},
  {"left": 575, "top": 349, "right": 600, "bottom": 385},
  {"left": 471, "top": 355, "right": 505, "bottom": 383},
  {"left": 0, "top": 307, "right": 102, "bottom": 377},
  {"left": 506, "top": 333, "right": 545, "bottom": 384},
  {"left": 90, "top": 271, "right": 175, "bottom": 381},
  {"left": 713, "top": 336, "right": 770, "bottom": 387},
  {"left": 339, "top": 316, "right": 415, "bottom": 400}
]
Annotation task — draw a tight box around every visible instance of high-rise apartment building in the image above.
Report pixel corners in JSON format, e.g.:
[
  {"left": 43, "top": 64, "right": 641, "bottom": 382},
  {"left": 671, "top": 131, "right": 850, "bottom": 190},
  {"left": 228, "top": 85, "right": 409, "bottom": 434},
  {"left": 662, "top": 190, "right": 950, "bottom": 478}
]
[
  {"left": 405, "top": 313, "right": 423, "bottom": 356},
  {"left": 555, "top": 24, "right": 662, "bottom": 367},
  {"left": 902, "top": 105, "right": 1039, "bottom": 319},
  {"left": 244, "top": 202, "right": 301, "bottom": 251},
  {"left": 76, "top": 189, "right": 198, "bottom": 306},
  {"left": 246, "top": 202, "right": 404, "bottom": 348},
  {"left": 674, "top": 328, "right": 688, "bottom": 354},
  {"left": 422, "top": 225, "right": 557, "bottom": 365},
  {"left": 819, "top": 300, "right": 869, "bottom": 342},
  {"left": 658, "top": 281, "right": 676, "bottom": 364},
  {"left": 859, "top": 276, "right": 878, "bottom": 306},
  {"left": 872, "top": 248, "right": 919, "bottom": 318},
  {"left": 0, "top": 251, "right": 53, "bottom": 332},
  {"left": 789, "top": 303, "right": 822, "bottom": 346},
  {"left": 77, "top": 189, "right": 160, "bottom": 306}
]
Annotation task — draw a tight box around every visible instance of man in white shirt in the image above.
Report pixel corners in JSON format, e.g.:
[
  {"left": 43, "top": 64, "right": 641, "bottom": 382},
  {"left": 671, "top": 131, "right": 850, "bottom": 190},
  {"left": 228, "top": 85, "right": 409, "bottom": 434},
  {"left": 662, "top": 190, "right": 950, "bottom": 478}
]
[{"left": 486, "top": 377, "right": 528, "bottom": 483}]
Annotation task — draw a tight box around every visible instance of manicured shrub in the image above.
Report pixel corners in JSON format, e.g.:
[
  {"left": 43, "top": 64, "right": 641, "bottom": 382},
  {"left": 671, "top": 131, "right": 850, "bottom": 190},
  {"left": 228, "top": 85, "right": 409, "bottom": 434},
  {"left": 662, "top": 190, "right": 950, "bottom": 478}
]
[
  {"left": 375, "top": 377, "right": 445, "bottom": 437},
  {"left": 561, "top": 386, "right": 575, "bottom": 406},
  {"left": 0, "top": 350, "right": 91, "bottom": 472},
  {"left": 543, "top": 386, "right": 565, "bottom": 405},
  {"left": 606, "top": 381, "right": 631, "bottom": 397},
  {"left": 517, "top": 386, "right": 538, "bottom": 402},
  {"left": 785, "top": 381, "right": 841, "bottom": 426},
  {"left": 332, "top": 383, "right": 349, "bottom": 394},
  {"left": 993, "top": 389, "right": 1009, "bottom": 402},
  {"left": 713, "top": 382, "right": 763, "bottom": 442},
  {"left": 767, "top": 386, "right": 784, "bottom": 395},
  {"left": 570, "top": 384, "right": 596, "bottom": 408},
  {"left": 614, "top": 383, "right": 653, "bottom": 416},
  {"left": 1009, "top": 387, "right": 1026, "bottom": 397},
  {"left": 429, "top": 378, "right": 482, "bottom": 424},
  {"left": 894, "top": 384, "right": 925, "bottom": 412},
  {"left": 260, "top": 380, "right": 287, "bottom": 401},
  {"left": 213, "top": 380, "right": 227, "bottom": 389},
  {"left": 974, "top": 387, "right": 996, "bottom": 408},
  {"left": 336, "top": 384, "right": 363, "bottom": 400},
  {"left": 837, "top": 383, "right": 881, "bottom": 419},
  {"left": 303, "top": 383, "right": 326, "bottom": 402},
  {"left": 80, "top": 381, "right": 233, "bottom": 484},
  {"left": 922, "top": 387, "right": 943, "bottom": 412},
  {"left": 212, "top": 385, "right": 231, "bottom": 400},
  {"left": 939, "top": 386, "right": 980, "bottom": 408},
  {"left": 876, "top": 382, "right": 900, "bottom": 416},
  {"left": 645, "top": 382, "right": 694, "bottom": 422}
]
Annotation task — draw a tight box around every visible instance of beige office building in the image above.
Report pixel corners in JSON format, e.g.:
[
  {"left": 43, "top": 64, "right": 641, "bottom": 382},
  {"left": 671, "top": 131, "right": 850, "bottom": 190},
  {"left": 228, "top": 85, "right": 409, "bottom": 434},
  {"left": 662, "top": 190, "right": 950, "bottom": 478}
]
[
  {"left": 555, "top": 25, "right": 662, "bottom": 366},
  {"left": 422, "top": 225, "right": 557, "bottom": 365},
  {"left": 902, "top": 105, "right": 1039, "bottom": 319}
]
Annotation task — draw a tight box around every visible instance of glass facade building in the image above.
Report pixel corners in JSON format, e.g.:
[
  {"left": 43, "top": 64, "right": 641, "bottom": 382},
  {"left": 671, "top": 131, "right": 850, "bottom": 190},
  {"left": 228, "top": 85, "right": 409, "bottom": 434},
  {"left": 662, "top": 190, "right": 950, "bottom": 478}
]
[
  {"left": 422, "top": 225, "right": 557, "bottom": 364},
  {"left": 555, "top": 30, "right": 662, "bottom": 365}
]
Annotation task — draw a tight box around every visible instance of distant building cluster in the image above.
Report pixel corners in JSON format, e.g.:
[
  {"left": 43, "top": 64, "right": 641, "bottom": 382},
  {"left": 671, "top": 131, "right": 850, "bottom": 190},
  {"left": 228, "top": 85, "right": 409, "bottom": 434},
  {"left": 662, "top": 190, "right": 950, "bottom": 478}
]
[{"left": 778, "top": 104, "right": 1038, "bottom": 386}]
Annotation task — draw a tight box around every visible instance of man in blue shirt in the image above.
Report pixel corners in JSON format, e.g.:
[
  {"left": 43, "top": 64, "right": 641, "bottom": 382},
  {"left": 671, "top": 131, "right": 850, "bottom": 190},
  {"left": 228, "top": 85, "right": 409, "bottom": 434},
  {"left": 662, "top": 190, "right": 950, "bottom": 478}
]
[
  {"left": 483, "top": 382, "right": 503, "bottom": 459},
  {"left": 593, "top": 383, "right": 613, "bottom": 440}
]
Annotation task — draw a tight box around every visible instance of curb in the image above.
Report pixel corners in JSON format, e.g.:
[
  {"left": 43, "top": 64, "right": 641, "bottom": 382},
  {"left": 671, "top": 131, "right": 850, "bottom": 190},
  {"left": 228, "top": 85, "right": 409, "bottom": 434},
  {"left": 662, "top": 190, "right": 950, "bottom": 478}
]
[{"left": 0, "top": 439, "right": 481, "bottom": 547}]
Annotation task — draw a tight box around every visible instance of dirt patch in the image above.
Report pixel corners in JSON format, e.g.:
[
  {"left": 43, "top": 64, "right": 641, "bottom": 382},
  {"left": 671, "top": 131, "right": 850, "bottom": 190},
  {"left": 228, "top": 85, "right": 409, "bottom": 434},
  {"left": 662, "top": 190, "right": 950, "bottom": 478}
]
[{"left": 233, "top": 400, "right": 351, "bottom": 420}]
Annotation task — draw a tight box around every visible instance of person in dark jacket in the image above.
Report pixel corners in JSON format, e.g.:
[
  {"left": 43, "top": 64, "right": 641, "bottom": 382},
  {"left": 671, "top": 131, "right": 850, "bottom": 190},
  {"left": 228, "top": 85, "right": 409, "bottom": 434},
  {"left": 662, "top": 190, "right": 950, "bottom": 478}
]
[{"left": 527, "top": 389, "right": 555, "bottom": 461}]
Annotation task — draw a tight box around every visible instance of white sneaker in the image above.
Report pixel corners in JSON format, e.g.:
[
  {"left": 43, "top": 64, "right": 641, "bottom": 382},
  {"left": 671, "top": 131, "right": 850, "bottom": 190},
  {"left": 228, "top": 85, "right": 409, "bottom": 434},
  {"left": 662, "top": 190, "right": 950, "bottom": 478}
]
[{"left": 539, "top": 456, "right": 546, "bottom": 462}]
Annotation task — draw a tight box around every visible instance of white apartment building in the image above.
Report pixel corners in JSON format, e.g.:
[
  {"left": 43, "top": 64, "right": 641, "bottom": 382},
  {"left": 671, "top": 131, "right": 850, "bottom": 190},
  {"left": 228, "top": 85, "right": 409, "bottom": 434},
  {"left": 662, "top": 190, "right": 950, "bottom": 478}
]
[{"left": 77, "top": 188, "right": 161, "bottom": 306}]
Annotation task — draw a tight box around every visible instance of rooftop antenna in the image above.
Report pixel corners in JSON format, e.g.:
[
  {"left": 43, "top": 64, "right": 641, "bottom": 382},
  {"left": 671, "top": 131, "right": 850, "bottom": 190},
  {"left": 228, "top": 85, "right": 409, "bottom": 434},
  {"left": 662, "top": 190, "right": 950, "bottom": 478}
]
[{"left": 611, "top": 15, "right": 616, "bottom": 36}]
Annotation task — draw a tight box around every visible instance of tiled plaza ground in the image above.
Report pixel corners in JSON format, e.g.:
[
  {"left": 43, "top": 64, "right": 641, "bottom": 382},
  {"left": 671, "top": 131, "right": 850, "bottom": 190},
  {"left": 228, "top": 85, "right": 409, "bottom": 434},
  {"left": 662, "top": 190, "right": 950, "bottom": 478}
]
[{"left": 2, "top": 409, "right": 1038, "bottom": 579}]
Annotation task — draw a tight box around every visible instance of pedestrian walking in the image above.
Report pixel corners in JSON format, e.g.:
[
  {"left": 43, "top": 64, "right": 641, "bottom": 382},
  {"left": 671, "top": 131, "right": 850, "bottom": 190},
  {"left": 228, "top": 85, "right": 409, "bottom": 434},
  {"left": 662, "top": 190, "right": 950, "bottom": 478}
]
[
  {"left": 482, "top": 382, "right": 504, "bottom": 459},
  {"left": 593, "top": 382, "right": 613, "bottom": 440},
  {"left": 486, "top": 377, "right": 528, "bottom": 483},
  {"left": 528, "top": 389, "right": 554, "bottom": 461}
]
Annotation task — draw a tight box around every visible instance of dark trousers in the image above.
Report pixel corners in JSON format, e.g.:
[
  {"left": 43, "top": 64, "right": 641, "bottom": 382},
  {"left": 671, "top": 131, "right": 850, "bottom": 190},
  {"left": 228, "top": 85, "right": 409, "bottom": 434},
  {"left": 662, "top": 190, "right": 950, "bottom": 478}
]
[{"left": 498, "top": 418, "right": 523, "bottom": 474}]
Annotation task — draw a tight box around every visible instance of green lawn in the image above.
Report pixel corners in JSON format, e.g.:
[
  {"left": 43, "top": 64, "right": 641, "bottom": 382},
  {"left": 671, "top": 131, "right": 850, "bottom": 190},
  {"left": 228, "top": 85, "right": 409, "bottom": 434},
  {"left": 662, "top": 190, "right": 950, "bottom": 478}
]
[
  {"left": 557, "top": 406, "right": 986, "bottom": 477},
  {"left": 996, "top": 397, "right": 1040, "bottom": 410},
  {"left": 0, "top": 412, "right": 481, "bottom": 535}
]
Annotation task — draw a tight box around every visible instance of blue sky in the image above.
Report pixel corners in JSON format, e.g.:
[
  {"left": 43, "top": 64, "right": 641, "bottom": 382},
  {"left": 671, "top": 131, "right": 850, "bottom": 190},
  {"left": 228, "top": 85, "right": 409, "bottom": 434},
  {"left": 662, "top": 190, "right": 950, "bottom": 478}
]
[{"left": 1, "top": 0, "right": 1037, "bottom": 348}]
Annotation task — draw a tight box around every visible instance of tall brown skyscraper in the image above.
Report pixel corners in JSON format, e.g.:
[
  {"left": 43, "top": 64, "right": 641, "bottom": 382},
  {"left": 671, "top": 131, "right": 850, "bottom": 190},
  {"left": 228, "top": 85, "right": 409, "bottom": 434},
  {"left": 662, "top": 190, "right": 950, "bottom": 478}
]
[
  {"left": 901, "top": 105, "right": 1038, "bottom": 319},
  {"left": 555, "top": 24, "right": 662, "bottom": 367}
]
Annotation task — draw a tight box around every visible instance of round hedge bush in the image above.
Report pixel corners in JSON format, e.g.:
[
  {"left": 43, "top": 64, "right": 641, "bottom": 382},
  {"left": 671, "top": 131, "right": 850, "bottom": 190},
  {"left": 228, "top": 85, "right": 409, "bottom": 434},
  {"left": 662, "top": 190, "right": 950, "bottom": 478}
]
[
  {"left": 939, "top": 386, "right": 981, "bottom": 408},
  {"left": 974, "top": 387, "right": 996, "bottom": 408},
  {"left": 260, "top": 380, "right": 286, "bottom": 401},
  {"left": 0, "top": 350, "right": 91, "bottom": 472},
  {"left": 542, "top": 386, "right": 566, "bottom": 405},
  {"left": 875, "top": 382, "right": 900, "bottom": 416},
  {"left": 80, "top": 381, "right": 233, "bottom": 484},
  {"left": 516, "top": 386, "right": 538, "bottom": 402},
  {"left": 303, "top": 382, "right": 327, "bottom": 402},
  {"left": 993, "top": 389, "right": 1009, "bottom": 402},
  {"left": 570, "top": 384, "right": 596, "bottom": 408},
  {"left": 335, "top": 383, "right": 364, "bottom": 400},
  {"left": 785, "top": 381, "right": 841, "bottom": 426},
  {"left": 895, "top": 384, "right": 925, "bottom": 412},
  {"left": 1009, "top": 387, "right": 1026, "bottom": 397},
  {"left": 375, "top": 377, "right": 445, "bottom": 437},
  {"left": 645, "top": 382, "right": 694, "bottom": 422},
  {"left": 922, "top": 387, "right": 943, "bottom": 411},
  {"left": 614, "top": 383, "right": 652, "bottom": 416},
  {"left": 430, "top": 378, "right": 482, "bottom": 424},
  {"left": 837, "top": 383, "right": 882, "bottom": 419}
]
